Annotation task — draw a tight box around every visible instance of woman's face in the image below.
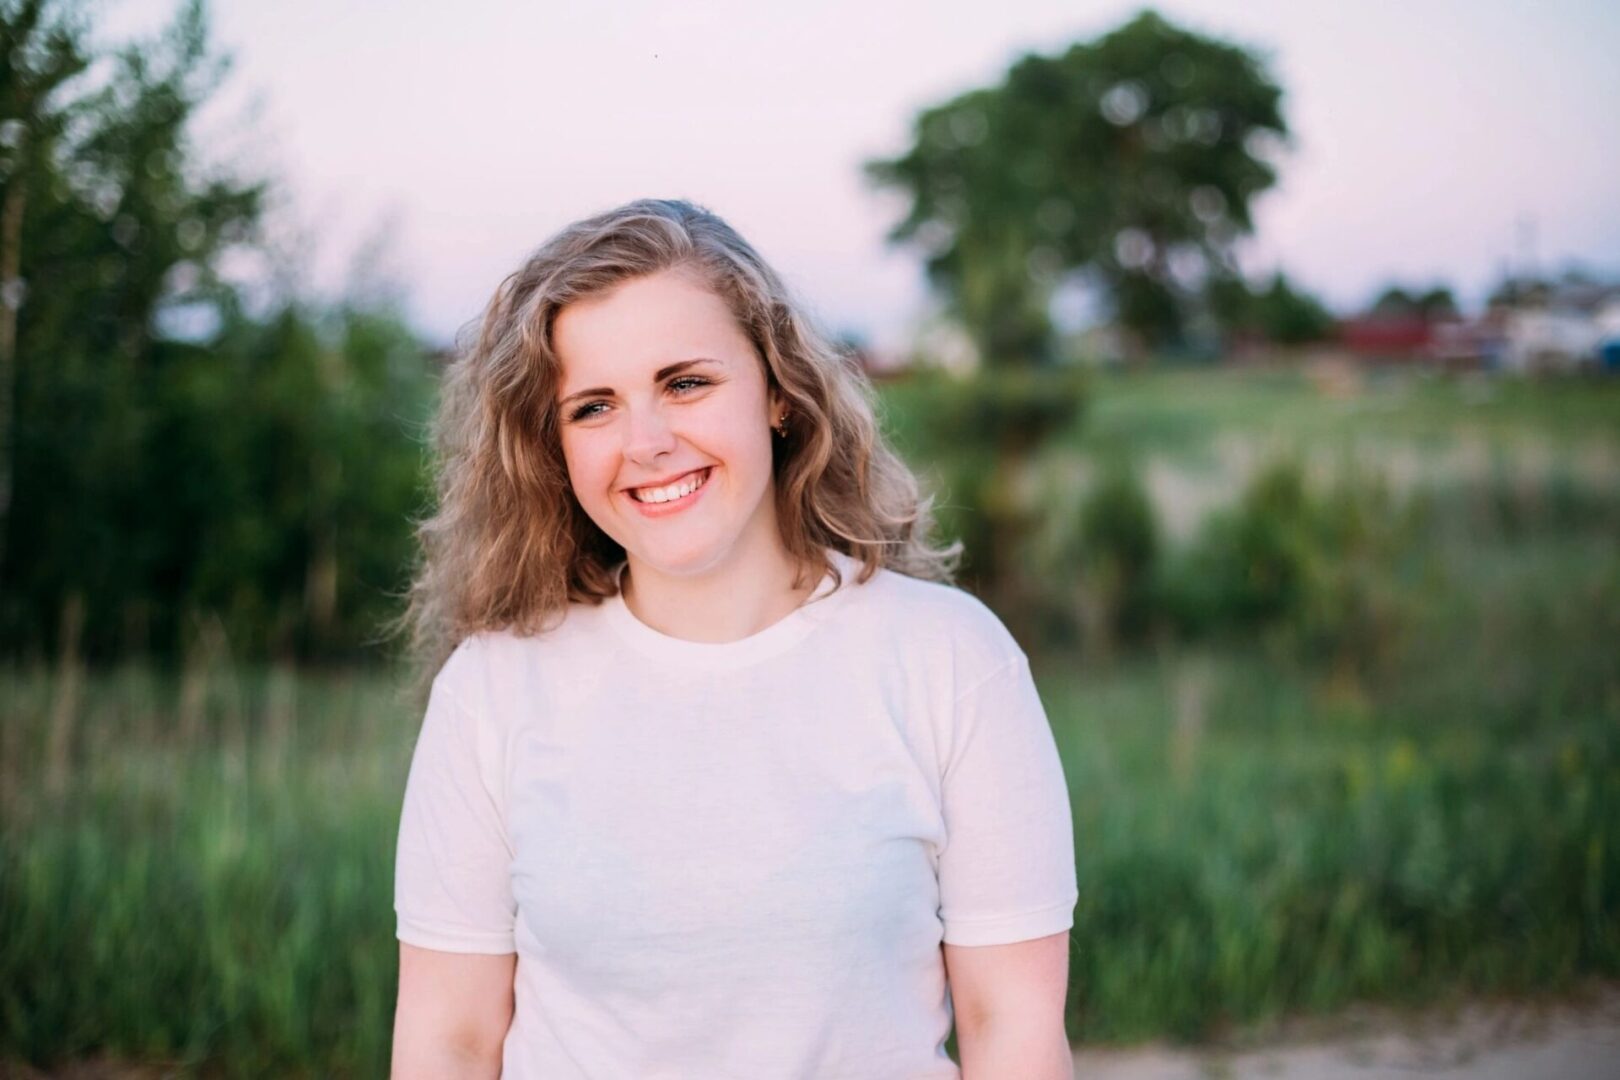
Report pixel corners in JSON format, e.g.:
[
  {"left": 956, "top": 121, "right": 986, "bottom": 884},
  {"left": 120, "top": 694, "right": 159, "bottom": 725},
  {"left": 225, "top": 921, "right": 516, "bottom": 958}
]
[{"left": 552, "top": 267, "right": 786, "bottom": 580}]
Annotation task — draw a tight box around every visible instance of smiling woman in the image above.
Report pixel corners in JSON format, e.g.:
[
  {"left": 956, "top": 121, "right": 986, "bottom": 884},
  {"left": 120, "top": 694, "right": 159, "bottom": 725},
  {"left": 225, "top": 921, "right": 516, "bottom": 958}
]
[
  {"left": 550, "top": 268, "right": 803, "bottom": 632},
  {"left": 384, "top": 198, "right": 1078, "bottom": 1079}
]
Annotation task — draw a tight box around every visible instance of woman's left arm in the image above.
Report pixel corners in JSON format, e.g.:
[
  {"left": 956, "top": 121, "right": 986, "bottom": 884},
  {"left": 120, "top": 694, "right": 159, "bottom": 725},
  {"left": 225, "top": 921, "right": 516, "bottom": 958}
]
[{"left": 944, "top": 930, "right": 1073, "bottom": 1080}]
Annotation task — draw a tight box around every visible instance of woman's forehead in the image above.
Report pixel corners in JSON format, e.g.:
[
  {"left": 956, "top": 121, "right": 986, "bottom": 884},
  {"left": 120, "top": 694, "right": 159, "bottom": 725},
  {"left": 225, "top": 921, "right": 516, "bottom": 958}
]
[{"left": 553, "top": 272, "right": 756, "bottom": 392}]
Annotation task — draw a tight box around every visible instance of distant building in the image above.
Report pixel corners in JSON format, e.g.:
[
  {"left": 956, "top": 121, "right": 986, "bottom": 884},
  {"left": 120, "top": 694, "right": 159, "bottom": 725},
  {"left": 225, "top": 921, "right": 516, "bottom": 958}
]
[
  {"left": 1334, "top": 275, "right": 1620, "bottom": 375},
  {"left": 1335, "top": 314, "right": 1434, "bottom": 363},
  {"left": 1499, "top": 308, "right": 1600, "bottom": 373},
  {"left": 1429, "top": 312, "right": 1508, "bottom": 371},
  {"left": 1597, "top": 300, "right": 1620, "bottom": 373},
  {"left": 1495, "top": 279, "right": 1620, "bottom": 374}
]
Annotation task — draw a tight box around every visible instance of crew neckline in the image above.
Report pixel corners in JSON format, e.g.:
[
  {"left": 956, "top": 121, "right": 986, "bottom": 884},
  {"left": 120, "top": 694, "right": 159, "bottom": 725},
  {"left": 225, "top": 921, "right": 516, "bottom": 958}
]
[{"left": 603, "top": 548, "right": 865, "bottom": 670}]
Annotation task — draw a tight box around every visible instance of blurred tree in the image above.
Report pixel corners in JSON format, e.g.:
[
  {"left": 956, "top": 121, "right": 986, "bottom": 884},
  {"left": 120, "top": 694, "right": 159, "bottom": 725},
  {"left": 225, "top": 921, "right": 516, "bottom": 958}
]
[
  {"left": 0, "top": 0, "right": 438, "bottom": 664},
  {"left": 152, "top": 300, "right": 435, "bottom": 660},
  {"left": 1, "top": 0, "right": 265, "bottom": 659},
  {"left": 1075, "top": 460, "right": 1160, "bottom": 658},
  {"left": 864, "top": 8, "right": 1289, "bottom": 363},
  {"left": 1415, "top": 286, "right": 1457, "bottom": 318},
  {"left": 1369, "top": 283, "right": 1456, "bottom": 319},
  {"left": 1206, "top": 269, "right": 1335, "bottom": 345},
  {"left": 0, "top": 0, "right": 90, "bottom": 568},
  {"left": 1370, "top": 286, "right": 1418, "bottom": 316},
  {"left": 1486, "top": 275, "right": 1550, "bottom": 310},
  {"left": 880, "top": 363, "right": 1087, "bottom": 642}
]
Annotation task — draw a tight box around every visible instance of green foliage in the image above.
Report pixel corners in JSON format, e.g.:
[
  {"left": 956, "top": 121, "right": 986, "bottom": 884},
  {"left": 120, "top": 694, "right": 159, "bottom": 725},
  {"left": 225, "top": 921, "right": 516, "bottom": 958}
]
[
  {"left": 0, "top": 1, "right": 440, "bottom": 663},
  {"left": 1076, "top": 460, "right": 1161, "bottom": 645},
  {"left": 1049, "top": 455, "right": 1620, "bottom": 1041},
  {"left": 0, "top": 663, "right": 410, "bottom": 1075},
  {"left": 1079, "top": 463, "right": 1159, "bottom": 584},
  {"left": 1205, "top": 269, "right": 1336, "bottom": 345},
  {"left": 139, "top": 302, "right": 437, "bottom": 660},
  {"left": 1051, "top": 637, "right": 1620, "bottom": 1042},
  {"left": 1370, "top": 283, "right": 1458, "bottom": 319},
  {"left": 1162, "top": 457, "right": 1420, "bottom": 676},
  {"left": 915, "top": 362, "right": 1089, "bottom": 455},
  {"left": 865, "top": 8, "right": 1289, "bottom": 361},
  {"left": 878, "top": 365, "right": 1087, "bottom": 613},
  {"left": 0, "top": 0, "right": 90, "bottom": 177},
  {"left": 1164, "top": 457, "right": 1315, "bottom": 630}
]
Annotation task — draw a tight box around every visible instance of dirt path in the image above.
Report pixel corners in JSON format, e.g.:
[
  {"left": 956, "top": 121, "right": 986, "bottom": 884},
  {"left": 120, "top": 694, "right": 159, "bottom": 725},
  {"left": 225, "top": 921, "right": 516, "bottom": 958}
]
[
  {"left": 1072, "top": 984, "right": 1620, "bottom": 1079},
  {"left": 8, "top": 987, "right": 1619, "bottom": 1078}
]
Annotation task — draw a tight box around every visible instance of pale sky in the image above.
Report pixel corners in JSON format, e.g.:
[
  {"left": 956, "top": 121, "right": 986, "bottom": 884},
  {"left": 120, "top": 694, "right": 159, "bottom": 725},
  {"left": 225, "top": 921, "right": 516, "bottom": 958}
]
[{"left": 100, "top": 0, "right": 1620, "bottom": 352}]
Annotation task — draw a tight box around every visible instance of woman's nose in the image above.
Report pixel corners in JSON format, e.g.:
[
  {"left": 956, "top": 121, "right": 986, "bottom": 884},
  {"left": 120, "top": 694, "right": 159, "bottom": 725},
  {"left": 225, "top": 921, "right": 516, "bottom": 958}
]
[{"left": 623, "top": 404, "right": 678, "bottom": 463}]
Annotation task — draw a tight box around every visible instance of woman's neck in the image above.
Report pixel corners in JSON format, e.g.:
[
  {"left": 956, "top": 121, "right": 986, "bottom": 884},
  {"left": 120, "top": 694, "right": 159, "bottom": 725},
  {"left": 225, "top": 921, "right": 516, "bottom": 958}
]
[{"left": 620, "top": 544, "right": 820, "bottom": 644}]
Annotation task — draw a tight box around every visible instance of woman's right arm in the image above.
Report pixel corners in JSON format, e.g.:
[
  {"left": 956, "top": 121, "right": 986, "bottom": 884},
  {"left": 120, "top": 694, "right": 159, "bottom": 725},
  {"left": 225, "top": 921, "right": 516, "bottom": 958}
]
[{"left": 391, "top": 943, "right": 517, "bottom": 1078}]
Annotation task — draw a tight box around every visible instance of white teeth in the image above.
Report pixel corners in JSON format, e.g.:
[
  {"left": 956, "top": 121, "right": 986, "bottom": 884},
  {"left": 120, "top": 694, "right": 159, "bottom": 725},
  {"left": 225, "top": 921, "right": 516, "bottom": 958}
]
[{"left": 632, "top": 468, "right": 708, "bottom": 504}]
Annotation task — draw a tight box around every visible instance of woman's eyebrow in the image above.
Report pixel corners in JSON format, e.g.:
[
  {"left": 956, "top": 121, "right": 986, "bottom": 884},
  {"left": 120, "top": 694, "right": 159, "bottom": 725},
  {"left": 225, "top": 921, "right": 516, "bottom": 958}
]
[{"left": 558, "top": 357, "right": 721, "bottom": 409}]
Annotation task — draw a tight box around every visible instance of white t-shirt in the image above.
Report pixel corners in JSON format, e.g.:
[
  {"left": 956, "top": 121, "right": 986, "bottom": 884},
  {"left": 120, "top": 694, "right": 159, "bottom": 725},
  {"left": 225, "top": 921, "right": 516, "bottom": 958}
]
[{"left": 394, "top": 548, "right": 1077, "bottom": 1078}]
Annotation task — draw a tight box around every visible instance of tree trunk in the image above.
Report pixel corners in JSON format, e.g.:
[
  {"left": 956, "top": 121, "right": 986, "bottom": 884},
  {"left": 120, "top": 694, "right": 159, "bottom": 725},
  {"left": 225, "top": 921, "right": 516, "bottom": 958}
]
[{"left": 0, "top": 177, "right": 26, "bottom": 571}]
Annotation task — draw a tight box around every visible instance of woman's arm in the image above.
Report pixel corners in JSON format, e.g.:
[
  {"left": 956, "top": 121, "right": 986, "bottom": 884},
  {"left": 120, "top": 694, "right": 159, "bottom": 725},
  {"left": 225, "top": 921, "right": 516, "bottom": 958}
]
[
  {"left": 944, "top": 930, "right": 1073, "bottom": 1080},
  {"left": 391, "top": 943, "right": 517, "bottom": 1079}
]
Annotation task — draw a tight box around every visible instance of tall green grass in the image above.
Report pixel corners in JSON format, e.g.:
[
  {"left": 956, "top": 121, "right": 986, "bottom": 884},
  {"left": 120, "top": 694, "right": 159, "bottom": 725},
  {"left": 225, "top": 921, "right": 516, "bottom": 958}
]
[
  {"left": 1, "top": 668, "right": 414, "bottom": 1076},
  {"left": 1051, "top": 431, "right": 1620, "bottom": 1039},
  {"left": 1047, "top": 452, "right": 1620, "bottom": 1040}
]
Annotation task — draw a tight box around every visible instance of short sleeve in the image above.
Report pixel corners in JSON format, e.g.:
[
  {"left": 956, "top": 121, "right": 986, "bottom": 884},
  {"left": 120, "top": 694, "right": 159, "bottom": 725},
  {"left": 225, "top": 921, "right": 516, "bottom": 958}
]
[
  {"left": 393, "top": 655, "right": 517, "bottom": 954},
  {"left": 937, "top": 653, "right": 1078, "bottom": 946}
]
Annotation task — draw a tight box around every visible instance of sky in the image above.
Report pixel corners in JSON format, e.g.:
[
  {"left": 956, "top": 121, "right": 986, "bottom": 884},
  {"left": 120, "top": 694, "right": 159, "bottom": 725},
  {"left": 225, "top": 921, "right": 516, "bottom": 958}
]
[{"left": 98, "top": 0, "right": 1620, "bottom": 353}]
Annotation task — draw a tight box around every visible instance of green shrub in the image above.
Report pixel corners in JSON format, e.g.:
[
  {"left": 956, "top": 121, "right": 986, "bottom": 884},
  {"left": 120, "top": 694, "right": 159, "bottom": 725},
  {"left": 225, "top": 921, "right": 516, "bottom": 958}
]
[
  {"left": 1164, "top": 457, "right": 1317, "bottom": 634},
  {"left": 1163, "top": 457, "right": 1419, "bottom": 676},
  {"left": 1076, "top": 461, "right": 1162, "bottom": 646},
  {"left": 878, "top": 365, "right": 1088, "bottom": 605}
]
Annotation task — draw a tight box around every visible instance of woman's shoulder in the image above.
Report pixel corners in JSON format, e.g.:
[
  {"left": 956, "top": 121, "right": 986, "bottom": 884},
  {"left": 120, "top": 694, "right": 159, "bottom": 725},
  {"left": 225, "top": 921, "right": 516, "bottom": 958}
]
[
  {"left": 843, "top": 559, "right": 1025, "bottom": 674},
  {"left": 435, "top": 605, "right": 609, "bottom": 693}
]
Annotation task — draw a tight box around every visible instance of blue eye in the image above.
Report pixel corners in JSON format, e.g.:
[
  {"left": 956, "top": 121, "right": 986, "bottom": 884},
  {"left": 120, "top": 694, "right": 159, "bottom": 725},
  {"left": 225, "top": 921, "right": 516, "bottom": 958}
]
[{"left": 566, "top": 375, "right": 711, "bottom": 422}]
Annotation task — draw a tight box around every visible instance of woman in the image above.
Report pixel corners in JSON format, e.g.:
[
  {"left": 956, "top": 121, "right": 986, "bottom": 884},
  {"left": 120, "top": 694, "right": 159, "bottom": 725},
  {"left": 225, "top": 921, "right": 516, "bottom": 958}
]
[{"left": 388, "top": 198, "right": 1077, "bottom": 1078}]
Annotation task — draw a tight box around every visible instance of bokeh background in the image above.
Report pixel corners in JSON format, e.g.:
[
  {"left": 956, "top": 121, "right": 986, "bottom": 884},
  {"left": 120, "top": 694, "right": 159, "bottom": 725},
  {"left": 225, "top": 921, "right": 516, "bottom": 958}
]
[{"left": 2, "top": 0, "right": 1617, "bottom": 1075}]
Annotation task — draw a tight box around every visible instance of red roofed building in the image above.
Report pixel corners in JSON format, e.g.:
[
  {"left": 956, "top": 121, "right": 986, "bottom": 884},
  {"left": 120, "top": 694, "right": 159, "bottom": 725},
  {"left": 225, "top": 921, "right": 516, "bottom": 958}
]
[{"left": 1335, "top": 315, "right": 1433, "bottom": 360}]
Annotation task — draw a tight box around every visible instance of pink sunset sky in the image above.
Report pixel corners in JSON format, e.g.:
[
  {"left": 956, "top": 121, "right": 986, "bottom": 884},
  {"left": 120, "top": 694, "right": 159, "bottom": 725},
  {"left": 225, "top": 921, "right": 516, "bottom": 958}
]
[{"left": 101, "top": 0, "right": 1620, "bottom": 352}]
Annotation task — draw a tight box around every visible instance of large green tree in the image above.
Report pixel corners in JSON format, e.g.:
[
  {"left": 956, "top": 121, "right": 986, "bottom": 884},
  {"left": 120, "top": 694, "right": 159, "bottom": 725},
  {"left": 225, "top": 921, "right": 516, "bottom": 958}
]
[
  {"left": 1206, "top": 269, "right": 1336, "bottom": 346},
  {"left": 0, "top": 0, "right": 439, "bottom": 664},
  {"left": 0, "top": 0, "right": 89, "bottom": 568},
  {"left": 865, "top": 9, "right": 1289, "bottom": 362},
  {"left": 0, "top": 0, "right": 264, "bottom": 658}
]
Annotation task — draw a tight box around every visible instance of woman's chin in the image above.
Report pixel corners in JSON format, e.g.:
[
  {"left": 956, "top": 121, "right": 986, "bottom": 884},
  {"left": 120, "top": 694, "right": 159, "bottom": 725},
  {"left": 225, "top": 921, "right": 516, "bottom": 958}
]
[{"left": 625, "top": 537, "right": 722, "bottom": 579}]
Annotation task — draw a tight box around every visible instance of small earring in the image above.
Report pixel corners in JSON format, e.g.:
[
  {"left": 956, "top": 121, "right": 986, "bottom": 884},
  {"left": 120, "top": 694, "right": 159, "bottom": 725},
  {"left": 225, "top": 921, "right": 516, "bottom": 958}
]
[{"left": 774, "top": 410, "right": 790, "bottom": 437}]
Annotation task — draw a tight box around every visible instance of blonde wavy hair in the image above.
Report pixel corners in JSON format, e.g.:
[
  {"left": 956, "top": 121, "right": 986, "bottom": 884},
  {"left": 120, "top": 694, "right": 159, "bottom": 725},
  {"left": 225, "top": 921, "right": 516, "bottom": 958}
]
[{"left": 387, "top": 197, "right": 962, "bottom": 700}]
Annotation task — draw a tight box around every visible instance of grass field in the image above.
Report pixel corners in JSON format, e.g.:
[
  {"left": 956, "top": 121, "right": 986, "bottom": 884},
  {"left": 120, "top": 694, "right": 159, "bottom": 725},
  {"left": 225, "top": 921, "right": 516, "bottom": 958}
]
[
  {"left": 3, "top": 366, "right": 1617, "bottom": 1075},
  {"left": 1040, "top": 532, "right": 1620, "bottom": 1042}
]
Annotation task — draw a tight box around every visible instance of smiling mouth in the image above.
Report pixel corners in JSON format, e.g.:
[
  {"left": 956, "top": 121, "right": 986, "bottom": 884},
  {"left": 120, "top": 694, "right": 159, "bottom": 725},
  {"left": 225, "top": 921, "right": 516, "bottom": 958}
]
[{"left": 627, "top": 467, "right": 712, "bottom": 504}]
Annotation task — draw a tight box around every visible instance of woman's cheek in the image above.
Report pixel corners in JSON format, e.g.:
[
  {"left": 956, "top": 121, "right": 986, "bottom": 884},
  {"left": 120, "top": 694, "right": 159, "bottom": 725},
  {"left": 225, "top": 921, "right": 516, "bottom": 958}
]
[{"left": 560, "top": 439, "right": 602, "bottom": 510}]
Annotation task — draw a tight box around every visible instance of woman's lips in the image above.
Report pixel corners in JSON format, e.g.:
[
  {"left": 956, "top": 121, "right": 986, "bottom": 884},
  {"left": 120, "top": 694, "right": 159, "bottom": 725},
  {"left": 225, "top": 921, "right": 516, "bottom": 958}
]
[{"left": 625, "top": 466, "right": 712, "bottom": 517}]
